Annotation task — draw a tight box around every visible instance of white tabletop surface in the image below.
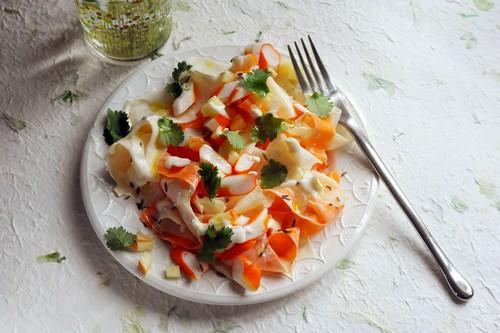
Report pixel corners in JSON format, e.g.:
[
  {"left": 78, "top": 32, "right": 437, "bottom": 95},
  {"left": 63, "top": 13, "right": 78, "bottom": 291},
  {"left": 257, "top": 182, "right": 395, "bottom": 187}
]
[{"left": 1, "top": 1, "right": 499, "bottom": 332}]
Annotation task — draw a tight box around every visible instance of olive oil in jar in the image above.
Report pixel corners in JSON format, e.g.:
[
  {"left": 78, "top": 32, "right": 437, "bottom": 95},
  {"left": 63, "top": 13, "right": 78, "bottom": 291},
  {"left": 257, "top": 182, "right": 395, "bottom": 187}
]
[{"left": 75, "top": 0, "right": 173, "bottom": 60}]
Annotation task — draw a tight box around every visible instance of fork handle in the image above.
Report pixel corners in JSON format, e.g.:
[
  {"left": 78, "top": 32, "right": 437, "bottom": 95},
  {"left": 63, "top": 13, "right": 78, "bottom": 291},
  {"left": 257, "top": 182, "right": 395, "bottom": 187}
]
[{"left": 340, "top": 109, "right": 474, "bottom": 301}]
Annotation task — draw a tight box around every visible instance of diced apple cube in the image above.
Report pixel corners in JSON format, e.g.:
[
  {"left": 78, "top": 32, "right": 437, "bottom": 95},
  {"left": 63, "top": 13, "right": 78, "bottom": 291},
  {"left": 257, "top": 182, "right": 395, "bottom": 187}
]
[
  {"left": 201, "top": 96, "right": 229, "bottom": 118},
  {"left": 129, "top": 233, "right": 154, "bottom": 252},
  {"left": 165, "top": 264, "right": 181, "bottom": 279},
  {"left": 138, "top": 252, "right": 152, "bottom": 275}
]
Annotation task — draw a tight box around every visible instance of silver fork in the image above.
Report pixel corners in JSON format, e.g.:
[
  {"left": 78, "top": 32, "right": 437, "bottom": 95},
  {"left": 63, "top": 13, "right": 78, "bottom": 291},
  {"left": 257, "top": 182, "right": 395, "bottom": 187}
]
[{"left": 288, "top": 36, "right": 474, "bottom": 301}]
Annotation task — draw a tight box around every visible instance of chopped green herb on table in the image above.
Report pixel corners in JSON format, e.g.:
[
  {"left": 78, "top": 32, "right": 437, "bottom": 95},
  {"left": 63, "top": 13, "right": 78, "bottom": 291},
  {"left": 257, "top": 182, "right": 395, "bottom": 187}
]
[{"left": 37, "top": 251, "right": 66, "bottom": 264}]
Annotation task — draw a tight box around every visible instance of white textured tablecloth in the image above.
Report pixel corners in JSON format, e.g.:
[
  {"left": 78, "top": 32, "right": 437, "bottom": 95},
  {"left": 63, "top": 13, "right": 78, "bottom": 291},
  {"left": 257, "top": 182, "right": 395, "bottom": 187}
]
[{"left": 1, "top": 1, "right": 499, "bottom": 332}]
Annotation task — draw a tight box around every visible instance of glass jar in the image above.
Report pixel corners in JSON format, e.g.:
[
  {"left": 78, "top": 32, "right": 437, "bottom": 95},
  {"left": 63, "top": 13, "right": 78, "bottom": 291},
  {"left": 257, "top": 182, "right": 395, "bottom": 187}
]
[{"left": 74, "top": 0, "right": 173, "bottom": 61}]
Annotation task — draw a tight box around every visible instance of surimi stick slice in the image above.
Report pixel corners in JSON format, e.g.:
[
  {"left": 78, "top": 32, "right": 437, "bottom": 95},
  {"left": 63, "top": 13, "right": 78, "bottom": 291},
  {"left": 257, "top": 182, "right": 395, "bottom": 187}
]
[{"left": 259, "top": 43, "right": 280, "bottom": 69}]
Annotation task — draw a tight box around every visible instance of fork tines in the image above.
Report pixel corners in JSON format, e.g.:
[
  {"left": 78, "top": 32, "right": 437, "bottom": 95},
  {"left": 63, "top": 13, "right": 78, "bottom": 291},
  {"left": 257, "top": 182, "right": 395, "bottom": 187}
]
[{"left": 287, "top": 35, "right": 337, "bottom": 96}]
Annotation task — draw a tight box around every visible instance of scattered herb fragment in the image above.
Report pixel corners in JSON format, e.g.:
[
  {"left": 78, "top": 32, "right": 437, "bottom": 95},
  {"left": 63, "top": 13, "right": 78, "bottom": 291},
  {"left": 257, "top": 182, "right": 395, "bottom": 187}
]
[
  {"left": 306, "top": 92, "right": 333, "bottom": 119},
  {"left": 302, "top": 304, "right": 308, "bottom": 323},
  {"left": 276, "top": 0, "right": 291, "bottom": 9},
  {"left": 173, "top": 36, "right": 192, "bottom": 50},
  {"left": 158, "top": 117, "right": 184, "bottom": 146},
  {"left": 199, "top": 226, "right": 233, "bottom": 263},
  {"left": 255, "top": 30, "right": 263, "bottom": 42},
  {"left": 260, "top": 159, "right": 288, "bottom": 189},
  {"left": 3, "top": 8, "right": 21, "bottom": 16},
  {"left": 451, "top": 197, "right": 469, "bottom": 213},
  {"left": 199, "top": 163, "right": 221, "bottom": 199},
  {"left": 458, "top": 12, "right": 479, "bottom": 18},
  {"left": 37, "top": 251, "right": 66, "bottom": 264},
  {"left": 103, "top": 109, "right": 130, "bottom": 145},
  {"left": 363, "top": 72, "right": 396, "bottom": 95},
  {"left": 97, "top": 272, "right": 111, "bottom": 286},
  {"left": 104, "top": 226, "right": 136, "bottom": 250},
  {"left": 2, "top": 113, "right": 27, "bottom": 133},
  {"left": 336, "top": 258, "right": 354, "bottom": 269},
  {"left": 53, "top": 90, "right": 85, "bottom": 104}
]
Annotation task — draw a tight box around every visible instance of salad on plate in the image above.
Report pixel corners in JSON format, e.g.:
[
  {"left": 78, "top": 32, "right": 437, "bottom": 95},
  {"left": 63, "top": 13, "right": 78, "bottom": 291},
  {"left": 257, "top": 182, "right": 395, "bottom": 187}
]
[{"left": 103, "top": 42, "right": 351, "bottom": 291}]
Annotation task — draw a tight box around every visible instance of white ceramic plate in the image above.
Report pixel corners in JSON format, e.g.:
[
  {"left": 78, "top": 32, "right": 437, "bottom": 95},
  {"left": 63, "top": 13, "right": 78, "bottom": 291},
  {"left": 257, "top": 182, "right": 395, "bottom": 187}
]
[{"left": 80, "top": 45, "right": 378, "bottom": 305}]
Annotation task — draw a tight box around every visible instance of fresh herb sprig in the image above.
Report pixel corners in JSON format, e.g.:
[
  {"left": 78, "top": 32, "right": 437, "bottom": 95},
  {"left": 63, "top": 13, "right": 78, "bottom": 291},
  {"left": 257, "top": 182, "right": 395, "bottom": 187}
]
[
  {"left": 250, "top": 113, "right": 285, "bottom": 143},
  {"left": 103, "top": 109, "right": 130, "bottom": 145},
  {"left": 198, "top": 225, "right": 233, "bottom": 263},
  {"left": 166, "top": 61, "right": 193, "bottom": 97},
  {"left": 104, "top": 226, "right": 136, "bottom": 250},
  {"left": 305, "top": 92, "right": 333, "bottom": 119},
  {"left": 158, "top": 117, "right": 184, "bottom": 146},
  {"left": 243, "top": 69, "right": 272, "bottom": 97},
  {"left": 198, "top": 163, "right": 221, "bottom": 199},
  {"left": 260, "top": 159, "right": 288, "bottom": 189}
]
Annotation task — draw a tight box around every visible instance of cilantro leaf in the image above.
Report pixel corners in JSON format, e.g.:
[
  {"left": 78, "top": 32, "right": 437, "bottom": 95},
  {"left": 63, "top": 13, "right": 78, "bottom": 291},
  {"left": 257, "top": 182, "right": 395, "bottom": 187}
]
[
  {"left": 158, "top": 117, "right": 184, "bottom": 146},
  {"left": 223, "top": 131, "right": 245, "bottom": 150},
  {"left": 172, "top": 61, "right": 192, "bottom": 83},
  {"left": 305, "top": 92, "right": 333, "bottom": 119},
  {"left": 243, "top": 69, "right": 272, "bottom": 97},
  {"left": 37, "top": 251, "right": 66, "bottom": 264},
  {"left": 166, "top": 82, "right": 183, "bottom": 97},
  {"left": 198, "top": 225, "right": 234, "bottom": 263},
  {"left": 250, "top": 113, "right": 285, "bottom": 143},
  {"left": 166, "top": 61, "right": 192, "bottom": 97},
  {"left": 198, "top": 163, "right": 221, "bottom": 199},
  {"left": 103, "top": 109, "right": 130, "bottom": 145},
  {"left": 104, "top": 226, "right": 136, "bottom": 251},
  {"left": 260, "top": 159, "right": 288, "bottom": 189}
]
